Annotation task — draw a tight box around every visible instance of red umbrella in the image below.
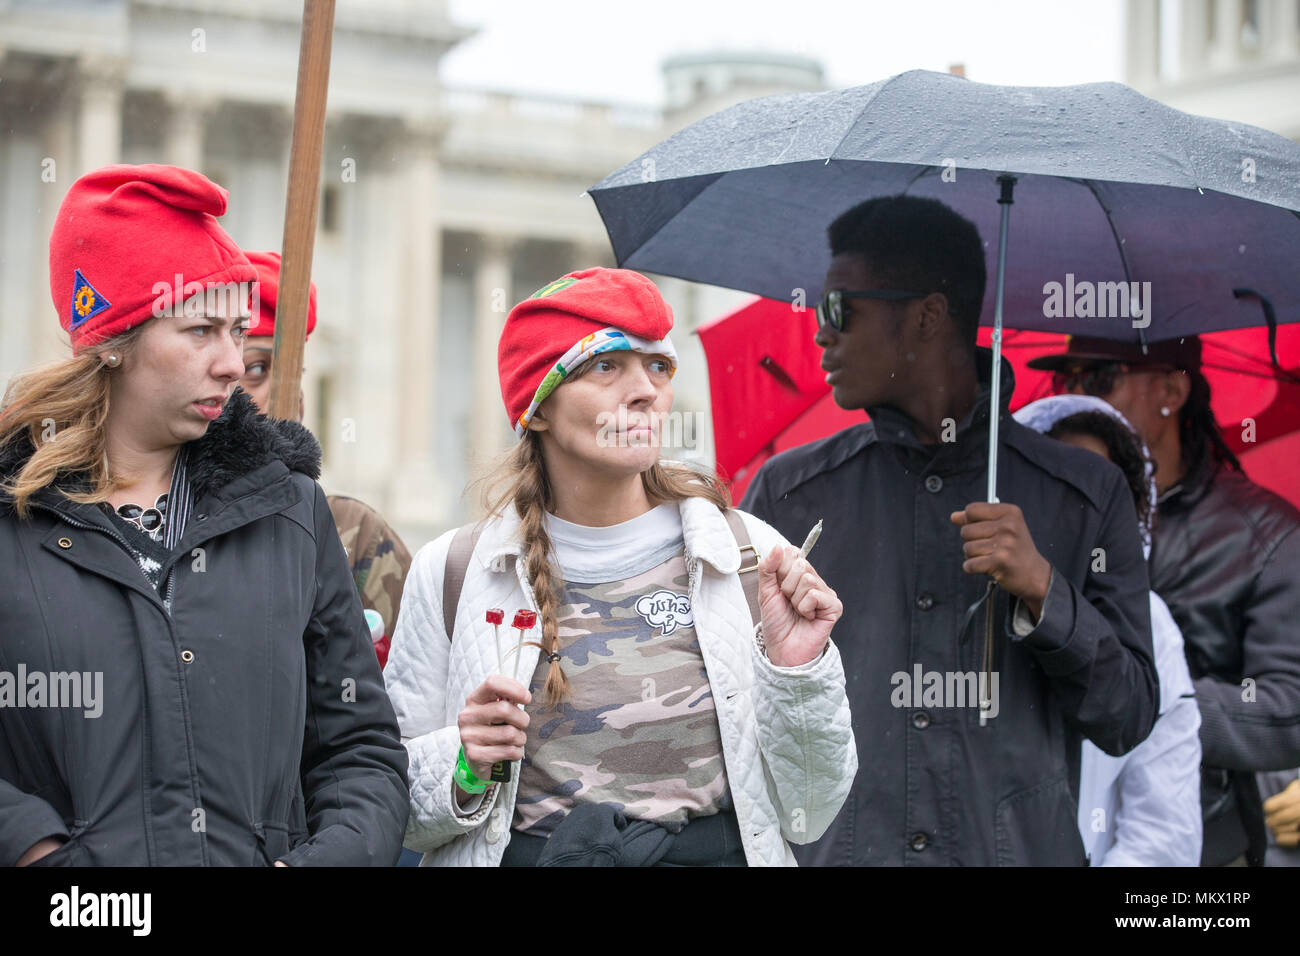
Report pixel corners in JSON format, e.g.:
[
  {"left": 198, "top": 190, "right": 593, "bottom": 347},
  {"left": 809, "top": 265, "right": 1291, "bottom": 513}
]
[{"left": 701, "top": 297, "right": 1300, "bottom": 507}]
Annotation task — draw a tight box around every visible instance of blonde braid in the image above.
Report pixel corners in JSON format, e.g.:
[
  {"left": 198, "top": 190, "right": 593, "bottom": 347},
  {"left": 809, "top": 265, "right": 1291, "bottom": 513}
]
[{"left": 512, "top": 435, "right": 570, "bottom": 709}]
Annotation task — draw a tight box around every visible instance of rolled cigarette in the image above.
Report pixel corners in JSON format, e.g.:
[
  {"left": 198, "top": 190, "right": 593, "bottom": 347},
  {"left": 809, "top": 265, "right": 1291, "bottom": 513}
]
[{"left": 799, "top": 519, "right": 823, "bottom": 560}]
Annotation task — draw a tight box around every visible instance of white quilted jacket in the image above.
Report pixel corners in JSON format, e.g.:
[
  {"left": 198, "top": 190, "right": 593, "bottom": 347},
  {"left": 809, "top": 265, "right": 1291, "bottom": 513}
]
[{"left": 383, "top": 497, "right": 857, "bottom": 866}]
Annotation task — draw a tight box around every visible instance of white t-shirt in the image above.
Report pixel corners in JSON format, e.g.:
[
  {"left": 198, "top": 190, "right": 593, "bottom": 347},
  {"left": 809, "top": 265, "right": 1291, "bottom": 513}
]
[{"left": 543, "top": 502, "right": 684, "bottom": 584}]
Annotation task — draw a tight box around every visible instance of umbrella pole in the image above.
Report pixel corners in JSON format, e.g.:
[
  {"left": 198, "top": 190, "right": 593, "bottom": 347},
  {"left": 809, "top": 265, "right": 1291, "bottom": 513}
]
[
  {"left": 985, "top": 175, "right": 1017, "bottom": 504},
  {"left": 979, "top": 175, "right": 1015, "bottom": 729}
]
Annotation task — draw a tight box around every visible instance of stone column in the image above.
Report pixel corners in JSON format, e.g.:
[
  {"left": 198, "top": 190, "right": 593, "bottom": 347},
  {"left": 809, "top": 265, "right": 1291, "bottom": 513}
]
[
  {"left": 470, "top": 233, "right": 517, "bottom": 463},
  {"left": 327, "top": 116, "right": 404, "bottom": 507},
  {"left": 1268, "top": 0, "right": 1299, "bottom": 60},
  {"left": 388, "top": 115, "right": 447, "bottom": 536},
  {"left": 34, "top": 66, "right": 80, "bottom": 365},
  {"left": 76, "top": 55, "right": 126, "bottom": 175},
  {"left": 257, "top": 103, "right": 295, "bottom": 240},
  {"left": 1208, "top": 0, "right": 1242, "bottom": 71},
  {"left": 162, "top": 91, "right": 217, "bottom": 172},
  {"left": 274, "top": 102, "right": 297, "bottom": 189},
  {"left": 1125, "top": 0, "right": 1160, "bottom": 88},
  {"left": 1178, "top": 0, "right": 1211, "bottom": 80}
]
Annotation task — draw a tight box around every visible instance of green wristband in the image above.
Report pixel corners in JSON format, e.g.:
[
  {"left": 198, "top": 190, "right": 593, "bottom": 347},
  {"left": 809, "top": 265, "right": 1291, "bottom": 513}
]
[{"left": 455, "top": 746, "right": 488, "bottom": 794}]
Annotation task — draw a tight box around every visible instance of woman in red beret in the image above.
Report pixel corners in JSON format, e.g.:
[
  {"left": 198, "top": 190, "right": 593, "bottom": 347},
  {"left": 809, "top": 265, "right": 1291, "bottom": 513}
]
[
  {"left": 384, "top": 267, "right": 857, "bottom": 866},
  {"left": 0, "top": 164, "right": 408, "bottom": 866}
]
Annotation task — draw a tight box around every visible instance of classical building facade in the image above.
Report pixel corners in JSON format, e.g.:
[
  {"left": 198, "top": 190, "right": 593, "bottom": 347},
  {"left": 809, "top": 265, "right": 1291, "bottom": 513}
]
[
  {"left": 1126, "top": 0, "right": 1300, "bottom": 136},
  {"left": 0, "top": 0, "right": 824, "bottom": 546}
]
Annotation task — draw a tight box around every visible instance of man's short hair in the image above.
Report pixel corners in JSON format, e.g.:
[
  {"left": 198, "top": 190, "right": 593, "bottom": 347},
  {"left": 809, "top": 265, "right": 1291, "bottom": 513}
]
[{"left": 828, "top": 195, "right": 987, "bottom": 350}]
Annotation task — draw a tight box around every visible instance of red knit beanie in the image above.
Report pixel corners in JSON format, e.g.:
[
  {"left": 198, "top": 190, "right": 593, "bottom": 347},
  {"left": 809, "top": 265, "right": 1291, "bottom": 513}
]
[
  {"left": 498, "top": 267, "right": 677, "bottom": 437},
  {"left": 49, "top": 164, "right": 257, "bottom": 350},
  {"left": 243, "top": 250, "right": 318, "bottom": 340}
]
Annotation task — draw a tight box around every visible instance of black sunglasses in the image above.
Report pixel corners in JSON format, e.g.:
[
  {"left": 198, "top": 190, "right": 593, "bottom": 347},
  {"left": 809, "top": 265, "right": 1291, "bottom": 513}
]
[{"left": 816, "top": 289, "right": 927, "bottom": 332}]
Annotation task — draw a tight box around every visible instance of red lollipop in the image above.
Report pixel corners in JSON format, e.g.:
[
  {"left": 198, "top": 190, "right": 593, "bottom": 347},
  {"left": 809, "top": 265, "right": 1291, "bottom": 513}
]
[
  {"left": 485, "top": 608, "right": 505, "bottom": 625},
  {"left": 512, "top": 609, "right": 537, "bottom": 630}
]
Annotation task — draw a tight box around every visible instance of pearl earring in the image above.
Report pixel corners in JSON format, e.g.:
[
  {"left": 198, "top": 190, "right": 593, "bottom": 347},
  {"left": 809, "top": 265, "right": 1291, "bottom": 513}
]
[
  {"left": 102, "top": 353, "right": 121, "bottom": 368},
  {"left": 1160, "top": 406, "right": 1170, "bottom": 417}
]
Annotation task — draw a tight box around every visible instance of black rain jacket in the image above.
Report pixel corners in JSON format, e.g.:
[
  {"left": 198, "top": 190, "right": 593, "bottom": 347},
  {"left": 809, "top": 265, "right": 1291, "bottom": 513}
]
[
  {"left": 0, "top": 389, "right": 408, "bottom": 866},
  {"left": 742, "top": 349, "right": 1158, "bottom": 865}
]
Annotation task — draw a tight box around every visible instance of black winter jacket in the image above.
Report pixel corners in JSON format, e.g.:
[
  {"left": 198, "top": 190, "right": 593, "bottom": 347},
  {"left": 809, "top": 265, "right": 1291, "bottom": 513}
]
[
  {"left": 0, "top": 389, "right": 409, "bottom": 866},
  {"left": 1151, "top": 457, "right": 1300, "bottom": 866},
  {"left": 741, "top": 349, "right": 1158, "bottom": 865}
]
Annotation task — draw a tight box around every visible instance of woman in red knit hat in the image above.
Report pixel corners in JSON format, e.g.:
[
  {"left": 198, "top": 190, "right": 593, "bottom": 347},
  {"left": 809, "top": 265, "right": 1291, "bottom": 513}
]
[
  {"left": 0, "top": 164, "right": 408, "bottom": 867},
  {"left": 384, "top": 267, "right": 857, "bottom": 866}
]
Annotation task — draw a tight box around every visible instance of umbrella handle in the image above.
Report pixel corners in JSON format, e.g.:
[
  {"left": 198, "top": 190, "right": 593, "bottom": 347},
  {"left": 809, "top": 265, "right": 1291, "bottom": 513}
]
[
  {"left": 986, "top": 175, "right": 1017, "bottom": 504},
  {"left": 1232, "top": 288, "right": 1291, "bottom": 380}
]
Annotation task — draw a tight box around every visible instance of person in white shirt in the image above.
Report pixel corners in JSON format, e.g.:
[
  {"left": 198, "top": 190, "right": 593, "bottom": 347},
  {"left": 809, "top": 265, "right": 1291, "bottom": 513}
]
[{"left": 1016, "top": 394, "right": 1202, "bottom": 866}]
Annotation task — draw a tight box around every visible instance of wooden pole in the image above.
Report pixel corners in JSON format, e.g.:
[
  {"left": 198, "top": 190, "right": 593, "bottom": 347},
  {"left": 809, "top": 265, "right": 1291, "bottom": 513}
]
[{"left": 268, "top": 0, "right": 336, "bottom": 421}]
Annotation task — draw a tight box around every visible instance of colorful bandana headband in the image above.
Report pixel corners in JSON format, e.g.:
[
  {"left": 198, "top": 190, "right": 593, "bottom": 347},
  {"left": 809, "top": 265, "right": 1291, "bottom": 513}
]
[{"left": 514, "top": 327, "right": 677, "bottom": 437}]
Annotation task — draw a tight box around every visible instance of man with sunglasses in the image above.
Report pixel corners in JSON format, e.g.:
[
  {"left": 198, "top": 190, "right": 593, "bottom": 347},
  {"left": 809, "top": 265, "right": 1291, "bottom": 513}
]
[
  {"left": 1031, "top": 334, "right": 1300, "bottom": 867},
  {"left": 740, "top": 195, "right": 1158, "bottom": 866}
]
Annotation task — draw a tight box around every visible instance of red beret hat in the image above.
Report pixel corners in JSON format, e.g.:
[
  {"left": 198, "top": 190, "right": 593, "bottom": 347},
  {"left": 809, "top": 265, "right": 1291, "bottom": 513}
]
[
  {"left": 498, "top": 267, "right": 676, "bottom": 437},
  {"left": 49, "top": 164, "right": 257, "bottom": 350},
  {"left": 243, "top": 250, "right": 318, "bottom": 341}
]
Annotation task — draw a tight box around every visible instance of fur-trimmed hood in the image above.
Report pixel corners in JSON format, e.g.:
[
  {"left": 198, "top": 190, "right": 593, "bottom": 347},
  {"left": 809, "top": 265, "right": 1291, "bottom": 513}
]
[
  {"left": 183, "top": 387, "right": 321, "bottom": 501},
  {"left": 0, "top": 387, "right": 321, "bottom": 506}
]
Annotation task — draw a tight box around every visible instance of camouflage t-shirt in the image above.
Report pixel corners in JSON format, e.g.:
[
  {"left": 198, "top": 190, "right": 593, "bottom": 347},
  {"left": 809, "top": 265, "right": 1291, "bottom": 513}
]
[{"left": 512, "top": 552, "right": 729, "bottom": 835}]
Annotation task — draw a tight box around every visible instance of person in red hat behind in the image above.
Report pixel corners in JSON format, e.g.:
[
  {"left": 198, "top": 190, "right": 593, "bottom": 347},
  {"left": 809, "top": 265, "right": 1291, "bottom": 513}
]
[
  {"left": 238, "top": 249, "right": 318, "bottom": 419},
  {"left": 383, "top": 267, "right": 857, "bottom": 866},
  {"left": 0, "top": 164, "right": 408, "bottom": 867},
  {"left": 237, "top": 250, "right": 411, "bottom": 671}
]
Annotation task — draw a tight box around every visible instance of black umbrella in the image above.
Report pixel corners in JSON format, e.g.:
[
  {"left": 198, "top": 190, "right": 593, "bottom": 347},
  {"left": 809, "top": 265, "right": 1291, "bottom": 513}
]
[{"left": 590, "top": 69, "right": 1300, "bottom": 504}]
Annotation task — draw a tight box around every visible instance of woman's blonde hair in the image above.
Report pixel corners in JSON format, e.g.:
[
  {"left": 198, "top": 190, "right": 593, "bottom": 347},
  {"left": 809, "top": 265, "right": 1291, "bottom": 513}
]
[
  {"left": 0, "top": 326, "right": 146, "bottom": 519},
  {"left": 476, "top": 364, "right": 730, "bottom": 710}
]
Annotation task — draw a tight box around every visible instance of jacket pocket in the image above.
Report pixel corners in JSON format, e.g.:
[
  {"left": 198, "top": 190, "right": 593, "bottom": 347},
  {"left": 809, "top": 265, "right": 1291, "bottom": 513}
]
[
  {"left": 994, "top": 775, "right": 1085, "bottom": 866},
  {"left": 27, "top": 821, "right": 88, "bottom": 868},
  {"left": 252, "top": 821, "right": 293, "bottom": 867}
]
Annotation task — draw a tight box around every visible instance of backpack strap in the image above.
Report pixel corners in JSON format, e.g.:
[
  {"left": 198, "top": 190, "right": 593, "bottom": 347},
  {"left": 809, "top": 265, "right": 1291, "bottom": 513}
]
[
  {"left": 723, "top": 509, "right": 762, "bottom": 628},
  {"left": 442, "top": 522, "right": 485, "bottom": 640}
]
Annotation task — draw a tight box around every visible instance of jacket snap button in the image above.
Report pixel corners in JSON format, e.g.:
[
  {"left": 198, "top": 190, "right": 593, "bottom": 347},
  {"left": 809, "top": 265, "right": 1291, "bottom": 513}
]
[
  {"left": 915, "top": 592, "right": 934, "bottom": 611},
  {"left": 181, "top": 650, "right": 195, "bottom": 663},
  {"left": 910, "top": 832, "right": 929, "bottom": 852},
  {"left": 924, "top": 475, "right": 943, "bottom": 493},
  {"left": 912, "top": 711, "right": 931, "bottom": 730},
  {"left": 57, "top": 537, "right": 73, "bottom": 549}
]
